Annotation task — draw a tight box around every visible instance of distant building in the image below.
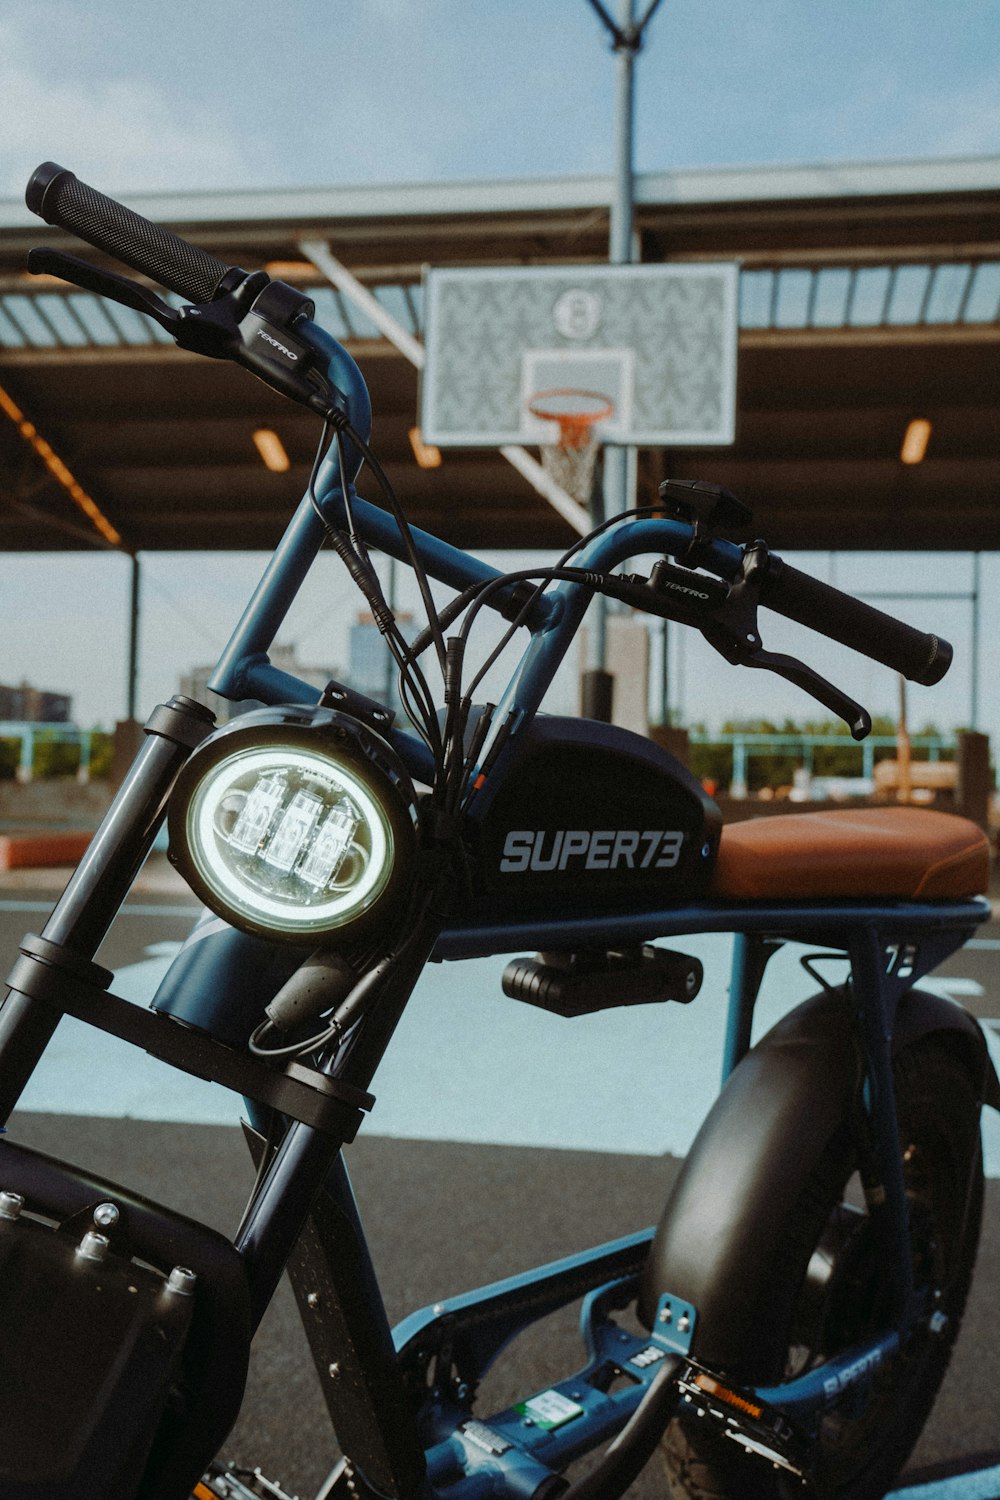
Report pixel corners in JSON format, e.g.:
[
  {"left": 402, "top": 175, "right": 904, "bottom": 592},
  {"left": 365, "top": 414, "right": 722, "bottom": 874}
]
[
  {"left": 0, "top": 680, "right": 71, "bottom": 722},
  {"left": 347, "top": 611, "right": 418, "bottom": 720},
  {"left": 180, "top": 643, "right": 339, "bottom": 725}
]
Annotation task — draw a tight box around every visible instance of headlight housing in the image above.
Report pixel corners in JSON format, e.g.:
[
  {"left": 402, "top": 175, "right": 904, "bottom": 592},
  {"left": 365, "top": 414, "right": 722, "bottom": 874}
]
[{"left": 168, "top": 706, "right": 417, "bottom": 943}]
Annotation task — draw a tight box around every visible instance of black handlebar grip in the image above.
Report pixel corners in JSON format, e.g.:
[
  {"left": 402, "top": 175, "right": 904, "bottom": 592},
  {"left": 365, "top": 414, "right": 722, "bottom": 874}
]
[
  {"left": 761, "top": 554, "right": 952, "bottom": 685},
  {"left": 26, "top": 162, "right": 235, "bottom": 304}
]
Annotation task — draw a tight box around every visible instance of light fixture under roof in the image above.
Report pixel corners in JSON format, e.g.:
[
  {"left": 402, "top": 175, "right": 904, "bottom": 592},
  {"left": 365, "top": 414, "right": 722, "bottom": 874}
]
[
  {"left": 263, "top": 261, "right": 319, "bottom": 283},
  {"left": 408, "top": 426, "right": 442, "bottom": 470},
  {"left": 900, "top": 418, "right": 932, "bottom": 465},
  {"left": 0, "top": 382, "right": 121, "bottom": 545},
  {"left": 253, "top": 429, "right": 291, "bottom": 473}
]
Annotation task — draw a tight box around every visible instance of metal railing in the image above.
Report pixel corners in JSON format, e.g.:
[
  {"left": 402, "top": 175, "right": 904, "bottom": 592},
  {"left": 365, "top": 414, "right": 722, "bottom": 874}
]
[
  {"left": 0, "top": 721, "right": 96, "bottom": 782},
  {"left": 688, "top": 731, "right": 953, "bottom": 794}
]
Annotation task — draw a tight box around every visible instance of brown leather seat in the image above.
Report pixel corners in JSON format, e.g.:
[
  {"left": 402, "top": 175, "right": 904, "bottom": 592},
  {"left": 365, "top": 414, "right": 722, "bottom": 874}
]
[{"left": 711, "top": 807, "right": 990, "bottom": 902}]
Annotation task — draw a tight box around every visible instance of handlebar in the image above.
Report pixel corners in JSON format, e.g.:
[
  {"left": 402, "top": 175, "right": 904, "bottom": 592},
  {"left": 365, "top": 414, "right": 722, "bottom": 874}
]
[
  {"left": 22, "top": 160, "right": 955, "bottom": 734},
  {"left": 760, "top": 552, "right": 952, "bottom": 686},
  {"left": 25, "top": 162, "right": 237, "bottom": 304}
]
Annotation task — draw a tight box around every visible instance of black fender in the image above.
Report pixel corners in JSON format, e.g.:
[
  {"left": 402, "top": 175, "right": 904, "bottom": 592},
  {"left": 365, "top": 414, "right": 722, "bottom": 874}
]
[{"left": 636, "top": 984, "right": 999, "bottom": 1370}]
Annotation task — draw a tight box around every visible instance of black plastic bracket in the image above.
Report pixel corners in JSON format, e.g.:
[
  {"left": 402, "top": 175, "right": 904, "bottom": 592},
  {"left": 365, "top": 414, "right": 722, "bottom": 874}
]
[
  {"left": 658, "top": 479, "right": 753, "bottom": 568},
  {"left": 6, "top": 936, "right": 374, "bottom": 1139},
  {"left": 658, "top": 479, "right": 754, "bottom": 536},
  {"left": 319, "top": 679, "right": 396, "bottom": 734},
  {"left": 0, "top": 1135, "right": 253, "bottom": 1500}
]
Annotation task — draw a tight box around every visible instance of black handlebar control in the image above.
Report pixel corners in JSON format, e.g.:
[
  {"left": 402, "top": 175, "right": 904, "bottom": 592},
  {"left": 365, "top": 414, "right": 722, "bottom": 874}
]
[
  {"left": 25, "top": 165, "right": 342, "bottom": 418},
  {"left": 26, "top": 162, "right": 239, "bottom": 304},
  {"left": 760, "top": 553, "right": 952, "bottom": 687}
]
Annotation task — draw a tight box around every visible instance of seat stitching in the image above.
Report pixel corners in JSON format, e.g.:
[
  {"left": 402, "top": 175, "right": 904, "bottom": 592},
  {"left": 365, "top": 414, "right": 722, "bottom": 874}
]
[{"left": 912, "top": 837, "right": 990, "bottom": 898}]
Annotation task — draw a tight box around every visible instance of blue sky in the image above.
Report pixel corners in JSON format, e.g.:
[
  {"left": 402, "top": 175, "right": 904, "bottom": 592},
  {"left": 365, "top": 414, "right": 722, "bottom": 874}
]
[
  {"left": 2, "top": 1, "right": 998, "bottom": 194},
  {"left": 0, "top": 0, "right": 998, "bottom": 737}
]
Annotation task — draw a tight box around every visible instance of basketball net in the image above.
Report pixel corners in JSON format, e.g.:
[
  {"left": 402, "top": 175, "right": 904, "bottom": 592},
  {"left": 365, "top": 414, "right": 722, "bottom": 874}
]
[{"left": 527, "top": 389, "right": 613, "bottom": 507}]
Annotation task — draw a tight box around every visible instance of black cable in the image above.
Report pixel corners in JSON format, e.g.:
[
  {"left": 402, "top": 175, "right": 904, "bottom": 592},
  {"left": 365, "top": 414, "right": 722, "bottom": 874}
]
[
  {"left": 443, "top": 501, "right": 708, "bottom": 783},
  {"left": 305, "top": 420, "right": 337, "bottom": 522},
  {"left": 317, "top": 422, "right": 684, "bottom": 810},
  {"left": 435, "top": 565, "right": 600, "bottom": 816},
  {"left": 425, "top": 505, "right": 696, "bottom": 811},
  {"left": 406, "top": 506, "right": 678, "bottom": 676},
  {"left": 340, "top": 419, "right": 449, "bottom": 676},
  {"left": 334, "top": 423, "right": 373, "bottom": 574},
  {"left": 405, "top": 582, "right": 485, "bottom": 664},
  {"left": 307, "top": 419, "right": 444, "bottom": 767},
  {"left": 333, "top": 423, "right": 445, "bottom": 765},
  {"left": 555, "top": 503, "right": 673, "bottom": 569},
  {"left": 446, "top": 507, "right": 672, "bottom": 719},
  {"left": 457, "top": 565, "right": 596, "bottom": 699},
  {"left": 249, "top": 874, "right": 440, "bottom": 1067},
  {"left": 248, "top": 1013, "right": 342, "bottom": 1061}
]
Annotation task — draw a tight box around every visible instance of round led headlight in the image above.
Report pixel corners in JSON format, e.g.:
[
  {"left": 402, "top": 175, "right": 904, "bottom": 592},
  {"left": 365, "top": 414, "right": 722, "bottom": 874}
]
[{"left": 168, "top": 708, "right": 417, "bottom": 943}]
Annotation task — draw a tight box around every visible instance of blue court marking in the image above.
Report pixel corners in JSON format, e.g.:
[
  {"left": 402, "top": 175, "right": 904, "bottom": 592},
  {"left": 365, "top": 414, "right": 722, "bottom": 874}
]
[
  {"left": 889, "top": 1464, "right": 1000, "bottom": 1498},
  {"left": 11, "top": 936, "right": 1000, "bottom": 1179}
]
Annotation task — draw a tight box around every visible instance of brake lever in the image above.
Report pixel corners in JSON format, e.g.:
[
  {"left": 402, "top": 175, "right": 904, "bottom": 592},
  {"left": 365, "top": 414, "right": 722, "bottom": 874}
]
[
  {"left": 705, "top": 632, "right": 872, "bottom": 739},
  {"left": 28, "top": 247, "right": 181, "bottom": 330},
  {"left": 700, "top": 542, "right": 872, "bottom": 741},
  {"left": 28, "top": 248, "right": 339, "bottom": 417}
]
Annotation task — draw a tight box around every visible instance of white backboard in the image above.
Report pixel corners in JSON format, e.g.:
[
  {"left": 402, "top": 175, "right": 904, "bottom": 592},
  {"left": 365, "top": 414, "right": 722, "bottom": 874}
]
[{"left": 420, "top": 263, "right": 738, "bottom": 448}]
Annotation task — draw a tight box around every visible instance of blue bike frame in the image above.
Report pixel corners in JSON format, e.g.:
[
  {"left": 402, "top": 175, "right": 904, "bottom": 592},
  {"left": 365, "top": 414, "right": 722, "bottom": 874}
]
[{"left": 200, "top": 327, "right": 989, "bottom": 1492}]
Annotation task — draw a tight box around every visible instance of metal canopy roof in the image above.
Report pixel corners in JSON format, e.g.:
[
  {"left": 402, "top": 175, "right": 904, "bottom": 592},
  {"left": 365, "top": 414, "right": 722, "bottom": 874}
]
[{"left": 0, "top": 154, "right": 997, "bottom": 555}]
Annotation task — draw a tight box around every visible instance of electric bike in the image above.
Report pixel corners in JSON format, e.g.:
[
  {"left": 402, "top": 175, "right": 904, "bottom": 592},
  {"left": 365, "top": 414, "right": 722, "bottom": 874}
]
[{"left": 0, "top": 162, "right": 994, "bottom": 1500}]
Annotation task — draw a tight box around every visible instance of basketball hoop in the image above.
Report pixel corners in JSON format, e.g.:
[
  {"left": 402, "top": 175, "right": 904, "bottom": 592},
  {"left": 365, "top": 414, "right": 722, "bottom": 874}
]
[{"left": 527, "top": 388, "right": 613, "bottom": 506}]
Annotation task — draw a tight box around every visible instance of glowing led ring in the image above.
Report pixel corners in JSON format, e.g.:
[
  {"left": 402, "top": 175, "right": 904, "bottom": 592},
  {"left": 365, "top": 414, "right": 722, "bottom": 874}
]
[{"left": 171, "top": 721, "right": 412, "bottom": 942}]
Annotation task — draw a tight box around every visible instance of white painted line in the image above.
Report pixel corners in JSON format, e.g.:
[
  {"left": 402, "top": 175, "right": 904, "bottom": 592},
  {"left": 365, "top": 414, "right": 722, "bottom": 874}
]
[
  {"left": 0, "top": 899, "right": 198, "bottom": 917},
  {"left": 921, "top": 977, "right": 985, "bottom": 998},
  {"left": 15, "top": 938, "right": 740, "bottom": 1143},
  {"left": 0, "top": 900, "right": 65, "bottom": 913},
  {"left": 974, "top": 1019, "right": 1000, "bottom": 1182},
  {"left": 10, "top": 941, "right": 1000, "bottom": 1177}
]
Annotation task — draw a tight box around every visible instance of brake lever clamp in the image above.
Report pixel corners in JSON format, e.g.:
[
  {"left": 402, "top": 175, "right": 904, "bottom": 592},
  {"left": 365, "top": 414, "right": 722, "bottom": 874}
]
[
  {"left": 175, "top": 275, "right": 338, "bottom": 414},
  {"left": 702, "top": 541, "right": 873, "bottom": 741},
  {"left": 658, "top": 478, "right": 754, "bottom": 568}
]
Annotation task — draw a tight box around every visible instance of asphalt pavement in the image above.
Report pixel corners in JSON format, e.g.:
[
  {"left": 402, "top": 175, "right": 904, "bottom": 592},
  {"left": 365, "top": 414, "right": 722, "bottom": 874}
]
[{"left": 2, "top": 855, "right": 1000, "bottom": 1498}]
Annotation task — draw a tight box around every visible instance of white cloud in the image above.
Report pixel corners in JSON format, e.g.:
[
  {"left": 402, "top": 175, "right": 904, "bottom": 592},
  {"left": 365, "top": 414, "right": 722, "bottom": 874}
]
[{"left": 0, "top": 20, "right": 272, "bottom": 195}]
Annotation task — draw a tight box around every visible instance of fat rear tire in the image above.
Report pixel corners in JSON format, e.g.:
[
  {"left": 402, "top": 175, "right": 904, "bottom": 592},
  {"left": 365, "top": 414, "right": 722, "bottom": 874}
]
[{"left": 662, "top": 1036, "right": 983, "bottom": 1500}]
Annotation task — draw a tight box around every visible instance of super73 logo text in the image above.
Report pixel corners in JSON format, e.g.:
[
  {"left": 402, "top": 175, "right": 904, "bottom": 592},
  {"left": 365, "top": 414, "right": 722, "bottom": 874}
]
[{"left": 500, "top": 830, "right": 685, "bottom": 874}]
